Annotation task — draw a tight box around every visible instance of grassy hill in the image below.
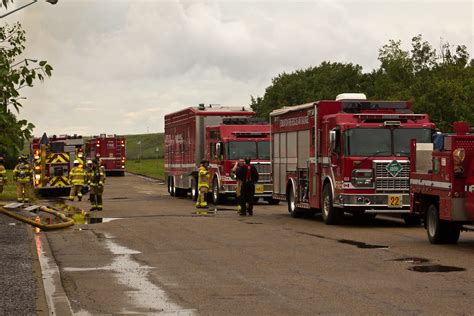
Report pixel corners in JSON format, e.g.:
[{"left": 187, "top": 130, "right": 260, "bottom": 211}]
[{"left": 124, "top": 133, "right": 164, "bottom": 160}]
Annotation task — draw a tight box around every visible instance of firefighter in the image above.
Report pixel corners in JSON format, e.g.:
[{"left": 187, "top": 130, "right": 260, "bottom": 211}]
[
  {"left": 232, "top": 159, "right": 245, "bottom": 212},
  {"left": 12, "top": 155, "right": 33, "bottom": 203},
  {"left": 89, "top": 157, "right": 105, "bottom": 211},
  {"left": 0, "top": 156, "right": 7, "bottom": 194},
  {"left": 69, "top": 160, "right": 86, "bottom": 201},
  {"left": 236, "top": 157, "right": 259, "bottom": 216},
  {"left": 196, "top": 159, "right": 210, "bottom": 208}
]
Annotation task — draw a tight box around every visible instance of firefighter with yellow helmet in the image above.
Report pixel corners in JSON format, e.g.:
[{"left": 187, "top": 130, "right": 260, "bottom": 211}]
[
  {"left": 12, "top": 155, "right": 33, "bottom": 203},
  {"left": 69, "top": 159, "right": 86, "bottom": 201},
  {"left": 196, "top": 159, "right": 210, "bottom": 208},
  {"left": 88, "top": 157, "right": 105, "bottom": 211},
  {"left": 0, "top": 156, "right": 8, "bottom": 194}
]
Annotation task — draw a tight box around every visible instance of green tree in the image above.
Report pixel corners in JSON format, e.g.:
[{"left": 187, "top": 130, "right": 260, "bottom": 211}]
[{"left": 0, "top": 22, "right": 53, "bottom": 165}]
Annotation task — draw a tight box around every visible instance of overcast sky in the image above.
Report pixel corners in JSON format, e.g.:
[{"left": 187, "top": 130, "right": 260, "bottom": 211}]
[{"left": 3, "top": 0, "right": 473, "bottom": 136}]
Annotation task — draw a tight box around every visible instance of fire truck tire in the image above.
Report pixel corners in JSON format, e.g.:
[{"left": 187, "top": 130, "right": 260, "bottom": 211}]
[
  {"left": 445, "top": 223, "right": 461, "bottom": 244},
  {"left": 426, "top": 203, "right": 448, "bottom": 244},
  {"left": 191, "top": 178, "right": 198, "bottom": 201},
  {"left": 287, "top": 186, "right": 302, "bottom": 218},
  {"left": 212, "top": 178, "right": 226, "bottom": 205},
  {"left": 168, "top": 177, "right": 175, "bottom": 196},
  {"left": 322, "top": 184, "right": 342, "bottom": 225}
]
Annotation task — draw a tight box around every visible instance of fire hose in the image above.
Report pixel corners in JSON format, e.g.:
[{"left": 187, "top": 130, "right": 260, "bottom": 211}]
[{"left": 0, "top": 204, "right": 74, "bottom": 230}]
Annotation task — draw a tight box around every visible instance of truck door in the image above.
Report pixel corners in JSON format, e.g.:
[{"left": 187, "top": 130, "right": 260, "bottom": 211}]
[{"left": 464, "top": 159, "right": 474, "bottom": 218}]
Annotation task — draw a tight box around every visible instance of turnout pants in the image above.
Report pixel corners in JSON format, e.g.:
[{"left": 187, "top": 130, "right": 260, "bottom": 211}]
[
  {"left": 16, "top": 182, "right": 32, "bottom": 202},
  {"left": 89, "top": 185, "right": 104, "bottom": 210},
  {"left": 196, "top": 186, "right": 208, "bottom": 208},
  {"left": 69, "top": 185, "right": 83, "bottom": 201},
  {"left": 239, "top": 182, "right": 255, "bottom": 215}
]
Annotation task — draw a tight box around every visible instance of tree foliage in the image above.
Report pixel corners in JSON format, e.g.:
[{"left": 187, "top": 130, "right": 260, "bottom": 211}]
[
  {"left": 0, "top": 22, "right": 53, "bottom": 165},
  {"left": 251, "top": 35, "right": 473, "bottom": 132}
]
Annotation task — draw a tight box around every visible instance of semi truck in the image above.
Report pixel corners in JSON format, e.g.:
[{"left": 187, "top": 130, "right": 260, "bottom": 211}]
[
  {"left": 165, "top": 104, "right": 275, "bottom": 204},
  {"left": 410, "top": 121, "right": 474, "bottom": 244},
  {"left": 86, "top": 134, "right": 126, "bottom": 176},
  {"left": 270, "top": 93, "right": 435, "bottom": 224},
  {"left": 30, "top": 133, "right": 85, "bottom": 194}
]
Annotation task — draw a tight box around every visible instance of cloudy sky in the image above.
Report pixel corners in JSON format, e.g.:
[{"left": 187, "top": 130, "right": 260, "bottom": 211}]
[{"left": 3, "top": 0, "right": 473, "bottom": 136}]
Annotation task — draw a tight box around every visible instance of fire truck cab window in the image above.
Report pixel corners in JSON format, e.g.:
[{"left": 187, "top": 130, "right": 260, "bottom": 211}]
[
  {"left": 345, "top": 128, "right": 391, "bottom": 156},
  {"left": 228, "top": 141, "right": 257, "bottom": 160},
  {"left": 258, "top": 141, "right": 270, "bottom": 159},
  {"left": 393, "top": 128, "right": 432, "bottom": 156}
]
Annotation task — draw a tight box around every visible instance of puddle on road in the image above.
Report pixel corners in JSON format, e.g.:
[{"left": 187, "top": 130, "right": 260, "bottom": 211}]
[
  {"left": 64, "top": 234, "right": 194, "bottom": 314},
  {"left": 409, "top": 264, "right": 466, "bottom": 273},
  {"left": 337, "top": 239, "right": 389, "bottom": 249},
  {"left": 390, "top": 257, "right": 430, "bottom": 264}
]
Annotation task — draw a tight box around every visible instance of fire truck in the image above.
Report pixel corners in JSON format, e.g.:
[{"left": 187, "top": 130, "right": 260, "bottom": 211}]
[
  {"left": 86, "top": 134, "right": 126, "bottom": 176},
  {"left": 30, "top": 133, "right": 85, "bottom": 194},
  {"left": 270, "top": 93, "right": 435, "bottom": 224},
  {"left": 410, "top": 122, "right": 474, "bottom": 244},
  {"left": 165, "top": 104, "right": 275, "bottom": 204}
]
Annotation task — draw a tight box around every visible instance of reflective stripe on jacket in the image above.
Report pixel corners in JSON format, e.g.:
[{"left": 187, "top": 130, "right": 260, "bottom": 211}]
[
  {"left": 89, "top": 167, "right": 105, "bottom": 187},
  {"left": 0, "top": 165, "right": 6, "bottom": 185},
  {"left": 69, "top": 167, "right": 86, "bottom": 185},
  {"left": 198, "top": 166, "right": 210, "bottom": 188},
  {"left": 13, "top": 164, "right": 33, "bottom": 183}
]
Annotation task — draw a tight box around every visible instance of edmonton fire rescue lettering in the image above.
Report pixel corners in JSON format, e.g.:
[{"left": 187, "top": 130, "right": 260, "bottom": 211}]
[{"left": 279, "top": 116, "right": 309, "bottom": 128}]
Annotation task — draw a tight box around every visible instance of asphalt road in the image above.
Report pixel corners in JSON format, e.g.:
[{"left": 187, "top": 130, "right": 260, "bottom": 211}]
[{"left": 43, "top": 173, "right": 474, "bottom": 315}]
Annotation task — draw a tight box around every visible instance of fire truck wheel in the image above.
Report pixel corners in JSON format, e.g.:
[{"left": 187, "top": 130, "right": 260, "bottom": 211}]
[
  {"left": 212, "top": 178, "right": 226, "bottom": 205},
  {"left": 168, "top": 177, "right": 175, "bottom": 196},
  {"left": 322, "top": 185, "right": 342, "bottom": 225},
  {"left": 426, "top": 203, "right": 448, "bottom": 244},
  {"left": 445, "top": 223, "right": 461, "bottom": 244},
  {"left": 191, "top": 178, "right": 198, "bottom": 201},
  {"left": 287, "top": 185, "right": 302, "bottom": 218}
]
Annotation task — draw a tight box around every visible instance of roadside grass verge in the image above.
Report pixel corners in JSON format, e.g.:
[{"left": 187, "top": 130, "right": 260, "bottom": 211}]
[{"left": 126, "top": 159, "right": 164, "bottom": 180}]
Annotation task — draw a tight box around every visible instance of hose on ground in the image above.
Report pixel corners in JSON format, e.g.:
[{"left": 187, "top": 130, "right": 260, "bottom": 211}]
[{"left": 0, "top": 204, "right": 74, "bottom": 230}]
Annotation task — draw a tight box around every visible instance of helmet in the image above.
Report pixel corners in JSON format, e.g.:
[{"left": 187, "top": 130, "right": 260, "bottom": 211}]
[
  {"left": 86, "top": 159, "right": 93, "bottom": 165},
  {"left": 18, "top": 155, "right": 27, "bottom": 162},
  {"left": 73, "top": 160, "right": 80, "bottom": 165}
]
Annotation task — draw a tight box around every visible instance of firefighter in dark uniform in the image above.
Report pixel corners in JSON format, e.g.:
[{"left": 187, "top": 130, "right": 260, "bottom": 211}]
[
  {"left": 236, "top": 157, "right": 259, "bottom": 216},
  {"left": 13, "top": 155, "right": 33, "bottom": 203},
  {"left": 89, "top": 157, "right": 105, "bottom": 211}
]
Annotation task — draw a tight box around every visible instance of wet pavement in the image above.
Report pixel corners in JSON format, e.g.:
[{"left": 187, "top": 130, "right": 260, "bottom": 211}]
[{"left": 0, "top": 214, "right": 43, "bottom": 315}]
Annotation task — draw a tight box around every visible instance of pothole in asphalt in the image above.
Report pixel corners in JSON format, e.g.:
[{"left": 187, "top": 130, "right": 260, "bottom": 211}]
[
  {"left": 337, "top": 239, "right": 389, "bottom": 249},
  {"left": 408, "top": 265, "right": 465, "bottom": 273},
  {"left": 390, "top": 257, "right": 430, "bottom": 264}
]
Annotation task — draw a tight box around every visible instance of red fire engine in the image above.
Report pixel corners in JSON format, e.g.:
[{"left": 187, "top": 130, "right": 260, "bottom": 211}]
[
  {"left": 165, "top": 104, "right": 275, "bottom": 204},
  {"left": 86, "top": 134, "right": 126, "bottom": 176},
  {"left": 270, "top": 93, "right": 435, "bottom": 224},
  {"left": 30, "top": 133, "right": 85, "bottom": 194},
  {"left": 410, "top": 122, "right": 474, "bottom": 244}
]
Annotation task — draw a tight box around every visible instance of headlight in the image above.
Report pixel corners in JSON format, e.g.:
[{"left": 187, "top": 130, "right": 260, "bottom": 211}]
[
  {"left": 35, "top": 174, "right": 41, "bottom": 179},
  {"left": 453, "top": 148, "right": 465, "bottom": 163},
  {"left": 351, "top": 169, "right": 373, "bottom": 188}
]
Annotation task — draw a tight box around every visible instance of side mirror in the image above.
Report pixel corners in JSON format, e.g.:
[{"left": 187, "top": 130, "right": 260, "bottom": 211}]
[
  {"left": 216, "top": 142, "right": 223, "bottom": 160},
  {"left": 329, "top": 130, "right": 337, "bottom": 152}
]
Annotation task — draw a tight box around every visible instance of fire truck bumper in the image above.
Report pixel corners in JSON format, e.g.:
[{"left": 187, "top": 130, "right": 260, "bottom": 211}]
[
  {"left": 335, "top": 193, "right": 411, "bottom": 213},
  {"left": 221, "top": 183, "right": 273, "bottom": 197}
]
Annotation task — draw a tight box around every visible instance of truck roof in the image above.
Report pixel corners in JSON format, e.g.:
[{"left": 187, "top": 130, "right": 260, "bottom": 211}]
[{"left": 165, "top": 105, "right": 255, "bottom": 118}]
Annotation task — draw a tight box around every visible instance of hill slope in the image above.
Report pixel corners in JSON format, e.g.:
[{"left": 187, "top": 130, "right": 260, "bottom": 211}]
[{"left": 124, "top": 133, "right": 164, "bottom": 160}]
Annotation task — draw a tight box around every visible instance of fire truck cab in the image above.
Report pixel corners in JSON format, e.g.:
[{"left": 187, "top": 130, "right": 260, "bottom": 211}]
[
  {"left": 31, "top": 133, "right": 85, "bottom": 194},
  {"left": 270, "top": 94, "right": 435, "bottom": 224},
  {"left": 410, "top": 122, "right": 474, "bottom": 244}
]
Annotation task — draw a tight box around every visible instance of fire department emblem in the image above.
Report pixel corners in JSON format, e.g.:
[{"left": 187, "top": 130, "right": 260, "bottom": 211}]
[{"left": 386, "top": 160, "right": 403, "bottom": 177}]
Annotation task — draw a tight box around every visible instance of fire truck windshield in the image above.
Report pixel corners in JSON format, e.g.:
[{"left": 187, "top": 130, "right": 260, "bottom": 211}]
[
  {"left": 344, "top": 128, "right": 432, "bottom": 157},
  {"left": 227, "top": 141, "right": 270, "bottom": 160}
]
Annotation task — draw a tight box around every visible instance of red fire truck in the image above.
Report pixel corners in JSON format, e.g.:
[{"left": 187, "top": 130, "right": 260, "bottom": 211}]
[
  {"left": 86, "top": 134, "right": 126, "bottom": 176},
  {"left": 30, "top": 133, "right": 85, "bottom": 194},
  {"left": 270, "top": 93, "right": 435, "bottom": 224},
  {"left": 165, "top": 104, "right": 275, "bottom": 204},
  {"left": 410, "top": 122, "right": 474, "bottom": 244}
]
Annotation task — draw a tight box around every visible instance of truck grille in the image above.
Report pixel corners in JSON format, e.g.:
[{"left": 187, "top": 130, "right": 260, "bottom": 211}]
[
  {"left": 374, "top": 161, "right": 410, "bottom": 192},
  {"left": 253, "top": 163, "right": 271, "bottom": 182}
]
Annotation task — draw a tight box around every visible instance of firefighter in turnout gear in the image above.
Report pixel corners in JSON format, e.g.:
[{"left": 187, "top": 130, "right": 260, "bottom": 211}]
[
  {"left": 196, "top": 160, "right": 210, "bottom": 208},
  {"left": 88, "top": 158, "right": 105, "bottom": 211},
  {"left": 69, "top": 160, "right": 86, "bottom": 201},
  {"left": 232, "top": 159, "right": 245, "bottom": 213},
  {"left": 13, "top": 155, "right": 33, "bottom": 203},
  {"left": 0, "top": 156, "right": 7, "bottom": 194},
  {"left": 236, "top": 157, "right": 259, "bottom": 216}
]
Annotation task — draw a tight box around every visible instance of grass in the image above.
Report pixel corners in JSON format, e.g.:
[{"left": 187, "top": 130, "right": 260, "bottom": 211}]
[
  {"left": 126, "top": 158, "right": 165, "bottom": 180},
  {"left": 124, "top": 133, "right": 164, "bottom": 160},
  {"left": 0, "top": 170, "right": 18, "bottom": 201}
]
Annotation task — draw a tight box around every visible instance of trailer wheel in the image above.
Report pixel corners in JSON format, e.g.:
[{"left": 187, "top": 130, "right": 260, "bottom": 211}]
[
  {"left": 322, "top": 184, "right": 342, "bottom": 225},
  {"left": 170, "top": 177, "right": 176, "bottom": 196},
  {"left": 287, "top": 186, "right": 302, "bottom": 218},
  {"left": 167, "top": 177, "right": 174, "bottom": 196},
  {"left": 191, "top": 177, "right": 198, "bottom": 201},
  {"left": 426, "top": 203, "right": 447, "bottom": 244}
]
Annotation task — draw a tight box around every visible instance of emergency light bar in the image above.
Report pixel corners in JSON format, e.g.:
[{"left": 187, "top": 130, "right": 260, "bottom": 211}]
[
  {"left": 342, "top": 101, "right": 410, "bottom": 113},
  {"left": 232, "top": 132, "right": 268, "bottom": 137}
]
